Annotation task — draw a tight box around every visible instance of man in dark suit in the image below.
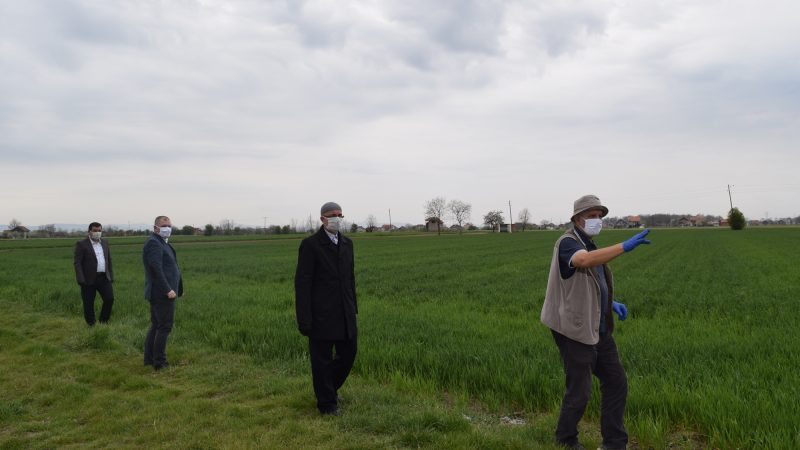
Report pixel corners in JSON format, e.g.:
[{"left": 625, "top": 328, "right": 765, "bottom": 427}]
[
  {"left": 143, "top": 215, "right": 183, "bottom": 371},
  {"left": 73, "top": 222, "right": 115, "bottom": 326},
  {"left": 295, "top": 201, "right": 358, "bottom": 415}
]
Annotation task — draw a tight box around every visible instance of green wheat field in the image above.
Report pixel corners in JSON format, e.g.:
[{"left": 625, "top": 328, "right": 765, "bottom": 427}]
[{"left": 1, "top": 228, "right": 798, "bottom": 449}]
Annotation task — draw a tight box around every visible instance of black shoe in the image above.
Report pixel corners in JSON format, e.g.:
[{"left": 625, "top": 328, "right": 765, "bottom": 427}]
[
  {"left": 320, "top": 407, "right": 340, "bottom": 416},
  {"left": 557, "top": 443, "right": 587, "bottom": 450},
  {"left": 154, "top": 363, "right": 170, "bottom": 371}
]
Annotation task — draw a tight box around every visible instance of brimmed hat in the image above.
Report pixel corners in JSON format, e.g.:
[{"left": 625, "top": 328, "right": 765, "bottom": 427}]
[{"left": 572, "top": 195, "right": 608, "bottom": 219}]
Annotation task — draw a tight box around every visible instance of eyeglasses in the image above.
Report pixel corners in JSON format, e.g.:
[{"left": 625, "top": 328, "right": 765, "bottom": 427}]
[{"left": 323, "top": 214, "right": 344, "bottom": 218}]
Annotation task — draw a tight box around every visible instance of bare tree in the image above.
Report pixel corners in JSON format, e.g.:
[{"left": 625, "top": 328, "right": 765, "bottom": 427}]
[
  {"left": 8, "top": 218, "right": 21, "bottom": 230},
  {"left": 425, "top": 196, "right": 447, "bottom": 235},
  {"left": 305, "top": 214, "right": 316, "bottom": 233},
  {"left": 518, "top": 208, "right": 531, "bottom": 232},
  {"left": 219, "top": 219, "right": 235, "bottom": 235},
  {"left": 366, "top": 215, "right": 378, "bottom": 232},
  {"left": 448, "top": 199, "right": 472, "bottom": 234},
  {"left": 483, "top": 210, "right": 504, "bottom": 231}
]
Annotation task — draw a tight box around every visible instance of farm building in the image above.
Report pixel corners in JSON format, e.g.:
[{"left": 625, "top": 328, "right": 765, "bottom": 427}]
[
  {"left": 691, "top": 215, "right": 706, "bottom": 226},
  {"left": 3, "top": 225, "right": 31, "bottom": 239},
  {"left": 425, "top": 217, "right": 443, "bottom": 232},
  {"left": 612, "top": 216, "right": 641, "bottom": 228},
  {"left": 498, "top": 223, "right": 518, "bottom": 233}
]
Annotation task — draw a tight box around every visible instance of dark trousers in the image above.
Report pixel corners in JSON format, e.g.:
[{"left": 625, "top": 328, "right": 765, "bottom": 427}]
[
  {"left": 144, "top": 298, "right": 175, "bottom": 367},
  {"left": 552, "top": 330, "right": 628, "bottom": 449},
  {"left": 308, "top": 337, "right": 357, "bottom": 413},
  {"left": 79, "top": 273, "right": 114, "bottom": 326}
]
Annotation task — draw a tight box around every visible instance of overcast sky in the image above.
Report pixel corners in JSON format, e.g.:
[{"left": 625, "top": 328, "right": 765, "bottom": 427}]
[{"left": 2, "top": 0, "right": 799, "bottom": 229}]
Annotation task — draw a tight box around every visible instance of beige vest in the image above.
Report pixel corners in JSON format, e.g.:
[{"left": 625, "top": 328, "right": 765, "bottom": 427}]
[{"left": 540, "top": 229, "right": 614, "bottom": 345}]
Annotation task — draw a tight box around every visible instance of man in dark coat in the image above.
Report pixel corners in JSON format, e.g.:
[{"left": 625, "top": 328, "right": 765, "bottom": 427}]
[
  {"left": 143, "top": 215, "right": 183, "bottom": 371},
  {"left": 73, "top": 222, "right": 115, "bottom": 326},
  {"left": 295, "top": 201, "right": 357, "bottom": 415}
]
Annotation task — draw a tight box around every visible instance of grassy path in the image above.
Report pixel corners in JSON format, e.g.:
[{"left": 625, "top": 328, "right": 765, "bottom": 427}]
[{"left": 0, "top": 298, "right": 583, "bottom": 449}]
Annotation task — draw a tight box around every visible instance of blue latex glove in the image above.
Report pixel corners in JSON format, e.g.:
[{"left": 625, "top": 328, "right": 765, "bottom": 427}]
[
  {"left": 612, "top": 301, "right": 628, "bottom": 321},
  {"left": 623, "top": 228, "right": 651, "bottom": 252}
]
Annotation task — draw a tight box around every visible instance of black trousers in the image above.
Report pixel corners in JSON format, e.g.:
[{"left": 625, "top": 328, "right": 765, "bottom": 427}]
[
  {"left": 144, "top": 298, "right": 175, "bottom": 367},
  {"left": 308, "top": 337, "right": 357, "bottom": 413},
  {"left": 79, "top": 273, "right": 114, "bottom": 326},
  {"left": 552, "top": 330, "right": 628, "bottom": 449}
]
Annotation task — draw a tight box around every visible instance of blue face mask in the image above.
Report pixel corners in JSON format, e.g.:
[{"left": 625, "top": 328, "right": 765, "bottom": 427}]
[{"left": 583, "top": 218, "right": 603, "bottom": 236}]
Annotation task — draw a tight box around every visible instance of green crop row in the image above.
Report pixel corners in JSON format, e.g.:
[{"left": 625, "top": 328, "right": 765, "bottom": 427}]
[{"left": 1, "top": 228, "right": 798, "bottom": 448}]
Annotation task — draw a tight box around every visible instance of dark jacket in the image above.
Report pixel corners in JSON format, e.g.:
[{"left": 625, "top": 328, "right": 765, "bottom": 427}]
[
  {"left": 143, "top": 233, "right": 183, "bottom": 301},
  {"left": 295, "top": 226, "right": 357, "bottom": 340},
  {"left": 73, "top": 238, "right": 114, "bottom": 285}
]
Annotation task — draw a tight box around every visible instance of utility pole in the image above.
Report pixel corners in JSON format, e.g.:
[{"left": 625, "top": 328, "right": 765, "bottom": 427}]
[
  {"left": 727, "top": 185, "right": 734, "bottom": 210},
  {"left": 263, "top": 216, "right": 268, "bottom": 234},
  {"left": 508, "top": 200, "right": 513, "bottom": 233},
  {"left": 388, "top": 208, "right": 392, "bottom": 231}
]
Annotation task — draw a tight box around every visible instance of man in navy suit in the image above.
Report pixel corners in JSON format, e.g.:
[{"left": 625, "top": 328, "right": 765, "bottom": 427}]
[
  {"left": 73, "top": 222, "right": 115, "bottom": 326},
  {"left": 143, "top": 215, "right": 183, "bottom": 371},
  {"left": 295, "top": 202, "right": 358, "bottom": 415}
]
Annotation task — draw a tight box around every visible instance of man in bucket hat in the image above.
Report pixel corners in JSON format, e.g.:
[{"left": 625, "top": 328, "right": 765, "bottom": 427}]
[{"left": 540, "top": 195, "right": 651, "bottom": 450}]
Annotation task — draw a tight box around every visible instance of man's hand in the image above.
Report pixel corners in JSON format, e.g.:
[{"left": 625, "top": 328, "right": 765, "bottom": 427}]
[
  {"left": 612, "top": 301, "right": 628, "bottom": 321},
  {"left": 622, "top": 229, "right": 651, "bottom": 252},
  {"left": 167, "top": 290, "right": 177, "bottom": 300}
]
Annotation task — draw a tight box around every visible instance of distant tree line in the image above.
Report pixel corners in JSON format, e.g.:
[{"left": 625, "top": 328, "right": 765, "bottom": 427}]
[
  {"left": 604, "top": 213, "right": 800, "bottom": 228},
  {"left": 5, "top": 210, "right": 800, "bottom": 239}
]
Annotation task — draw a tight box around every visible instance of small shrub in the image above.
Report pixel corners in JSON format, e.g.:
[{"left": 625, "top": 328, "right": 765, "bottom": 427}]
[{"left": 728, "top": 207, "right": 746, "bottom": 230}]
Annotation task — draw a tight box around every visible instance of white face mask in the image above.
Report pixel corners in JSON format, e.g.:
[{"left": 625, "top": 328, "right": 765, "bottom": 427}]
[
  {"left": 90, "top": 231, "right": 102, "bottom": 241},
  {"left": 158, "top": 226, "right": 172, "bottom": 239},
  {"left": 325, "top": 217, "right": 342, "bottom": 233},
  {"left": 583, "top": 218, "right": 603, "bottom": 236}
]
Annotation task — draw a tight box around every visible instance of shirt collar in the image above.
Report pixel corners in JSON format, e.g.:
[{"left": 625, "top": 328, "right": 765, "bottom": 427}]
[
  {"left": 573, "top": 225, "right": 597, "bottom": 250},
  {"left": 324, "top": 228, "right": 338, "bottom": 243}
]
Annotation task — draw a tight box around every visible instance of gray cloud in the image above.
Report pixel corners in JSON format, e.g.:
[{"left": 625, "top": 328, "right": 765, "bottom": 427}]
[{"left": 1, "top": 0, "right": 799, "bottom": 226}]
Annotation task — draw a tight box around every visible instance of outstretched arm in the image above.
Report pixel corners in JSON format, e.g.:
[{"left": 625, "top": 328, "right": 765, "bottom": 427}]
[{"left": 571, "top": 229, "right": 651, "bottom": 268}]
